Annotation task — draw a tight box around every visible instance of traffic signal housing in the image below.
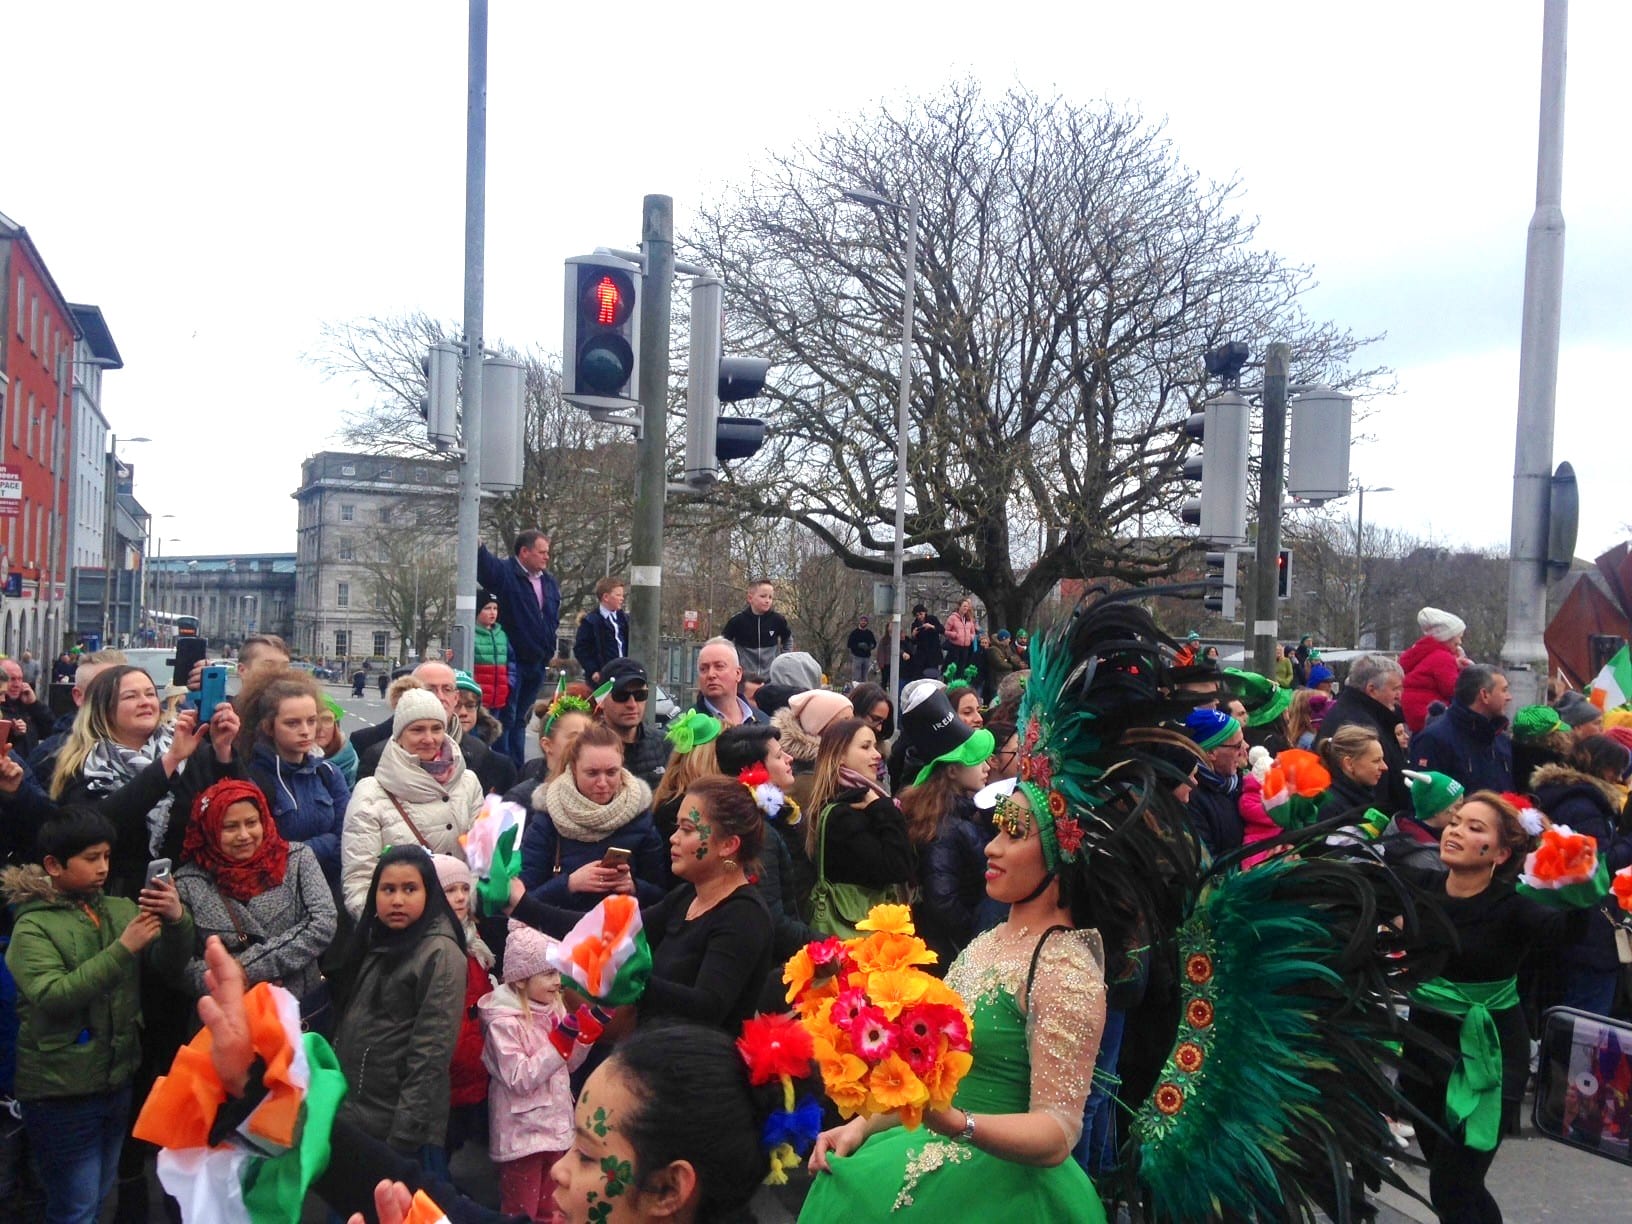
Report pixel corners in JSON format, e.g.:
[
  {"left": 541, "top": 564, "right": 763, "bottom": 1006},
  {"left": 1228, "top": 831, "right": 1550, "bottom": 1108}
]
[
  {"left": 1180, "top": 389, "right": 1250, "bottom": 546},
  {"left": 1203, "top": 551, "right": 1238, "bottom": 620},
  {"left": 564, "top": 254, "right": 642, "bottom": 410},
  {"left": 1276, "top": 548, "right": 1293, "bottom": 600},
  {"left": 685, "top": 277, "right": 770, "bottom": 487},
  {"left": 420, "top": 341, "right": 460, "bottom": 450}
]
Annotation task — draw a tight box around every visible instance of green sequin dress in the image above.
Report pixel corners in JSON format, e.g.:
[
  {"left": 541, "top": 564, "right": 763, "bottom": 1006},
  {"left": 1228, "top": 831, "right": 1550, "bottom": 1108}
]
[{"left": 799, "top": 927, "right": 1108, "bottom": 1222}]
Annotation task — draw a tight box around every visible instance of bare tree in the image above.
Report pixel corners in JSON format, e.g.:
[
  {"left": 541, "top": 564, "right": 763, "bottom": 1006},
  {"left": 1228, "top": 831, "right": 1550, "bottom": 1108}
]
[
  {"left": 687, "top": 82, "right": 1386, "bottom": 629},
  {"left": 354, "top": 525, "right": 456, "bottom": 662}
]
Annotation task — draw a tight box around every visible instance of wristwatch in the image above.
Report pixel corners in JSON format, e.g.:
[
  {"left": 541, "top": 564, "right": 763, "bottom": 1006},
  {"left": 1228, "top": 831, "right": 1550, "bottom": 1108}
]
[{"left": 956, "top": 1110, "right": 977, "bottom": 1144}]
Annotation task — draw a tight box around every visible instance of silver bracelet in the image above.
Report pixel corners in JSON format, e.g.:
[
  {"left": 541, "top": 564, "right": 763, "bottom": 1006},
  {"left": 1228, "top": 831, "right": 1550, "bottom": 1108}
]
[{"left": 956, "top": 1110, "right": 977, "bottom": 1144}]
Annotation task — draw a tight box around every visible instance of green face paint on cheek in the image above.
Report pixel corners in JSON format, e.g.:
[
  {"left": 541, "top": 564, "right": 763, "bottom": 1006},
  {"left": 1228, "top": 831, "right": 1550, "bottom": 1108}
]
[
  {"left": 693, "top": 815, "right": 712, "bottom": 861},
  {"left": 590, "top": 1106, "right": 612, "bottom": 1138},
  {"left": 601, "top": 1155, "right": 633, "bottom": 1196}
]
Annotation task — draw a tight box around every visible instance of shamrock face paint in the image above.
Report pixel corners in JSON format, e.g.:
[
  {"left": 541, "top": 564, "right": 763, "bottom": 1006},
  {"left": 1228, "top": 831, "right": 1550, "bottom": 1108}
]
[
  {"left": 556, "top": 1064, "right": 645, "bottom": 1224},
  {"left": 668, "top": 798, "right": 714, "bottom": 879}
]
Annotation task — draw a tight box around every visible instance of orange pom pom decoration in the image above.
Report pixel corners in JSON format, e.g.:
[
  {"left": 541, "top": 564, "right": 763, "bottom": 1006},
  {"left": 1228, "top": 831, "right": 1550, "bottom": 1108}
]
[{"left": 1522, "top": 825, "right": 1598, "bottom": 889}]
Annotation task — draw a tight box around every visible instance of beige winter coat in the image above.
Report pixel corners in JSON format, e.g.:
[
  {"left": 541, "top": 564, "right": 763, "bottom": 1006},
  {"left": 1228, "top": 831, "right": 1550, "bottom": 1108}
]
[{"left": 341, "top": 736, "right": 484, "bottom": 916}]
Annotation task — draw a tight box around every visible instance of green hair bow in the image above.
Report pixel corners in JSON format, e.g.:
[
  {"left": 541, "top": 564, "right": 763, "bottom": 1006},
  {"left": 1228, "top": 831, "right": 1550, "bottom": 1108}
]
[{"left": 665, "top": 710, "right": 723, "bottom": 754}]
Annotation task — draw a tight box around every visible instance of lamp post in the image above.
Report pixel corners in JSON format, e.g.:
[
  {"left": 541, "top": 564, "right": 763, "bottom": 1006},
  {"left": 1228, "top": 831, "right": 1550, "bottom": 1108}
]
[
  {"left": 840, "top": 188, "right": 917, "bottom": 730},
  {"left": 101, "top": 434, "right": 150, "bottom": 642},
  {"left": 1354, "top": 484, "right": 1393, "bottom": 647}
]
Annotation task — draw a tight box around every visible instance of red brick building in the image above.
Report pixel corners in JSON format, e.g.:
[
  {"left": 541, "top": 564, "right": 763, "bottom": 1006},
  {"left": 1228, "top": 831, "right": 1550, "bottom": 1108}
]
[{"left": 0, "top": 210, "right": 77, "bottom": 657}]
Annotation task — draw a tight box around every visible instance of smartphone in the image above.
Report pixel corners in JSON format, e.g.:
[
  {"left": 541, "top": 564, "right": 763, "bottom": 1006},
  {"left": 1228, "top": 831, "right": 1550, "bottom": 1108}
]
[
  {"left": 601, "top": 847, "right": 632, "bottom": 870},
  {"left": 0, "top": 720, "right": 11, "bottom": 755},
  {"left": 196, "top": 666, "right": 229, "bottom": 726},
  {"left": 1533, "top": 1006, "right": 1632, "bottom": 1166},
  {"left": 170, "top": 636, "right": 210, "bottom": 689},
  {"left": 144, "top": 858, "right": 173, "bottom": 889}
]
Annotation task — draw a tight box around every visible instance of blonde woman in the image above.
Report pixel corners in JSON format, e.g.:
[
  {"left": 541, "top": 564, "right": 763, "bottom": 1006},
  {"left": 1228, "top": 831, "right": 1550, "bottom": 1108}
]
[{"left": 48, "top": 663, "right": 242, "bottom": 900}]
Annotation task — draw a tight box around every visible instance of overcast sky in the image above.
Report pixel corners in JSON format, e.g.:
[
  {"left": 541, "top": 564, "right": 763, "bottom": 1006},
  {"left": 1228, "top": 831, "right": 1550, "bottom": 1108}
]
[{"left": 6, "top": 1, "right": 1628, "bottom": 568}]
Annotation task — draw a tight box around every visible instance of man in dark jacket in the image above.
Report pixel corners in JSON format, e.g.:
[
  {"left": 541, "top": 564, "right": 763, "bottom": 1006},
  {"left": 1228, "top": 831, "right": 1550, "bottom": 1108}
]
[
  {"left": 1317, "top": 653, "right": 1410, "bottom": 812},
  {"left": 908, "top": 605, "right": 944, "bottom": 680},
  {"left": 477, "top": 529, "right": 562, "bottom": 766},
  {"left": 573, "top": 577, "right": 630, "bottom": 686},
  {"left": 1, "top": 657, "right": 57, "bottom": 757},
  {"left": 1183, "top": 708, "right": 1248, "bottom": 858},
  {"left": 846, "top": 616, "right": 877, "bottom": 685},
  {"left": 596, "top": 658, "right": 670, "bottom": 789},
  {"left": 1408, "top": 665, "right": 1514, "bottom": 795}
]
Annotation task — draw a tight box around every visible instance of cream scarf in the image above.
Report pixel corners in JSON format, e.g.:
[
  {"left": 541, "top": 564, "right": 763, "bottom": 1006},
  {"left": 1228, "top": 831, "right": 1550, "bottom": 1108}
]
[{"left": 539, "top": 769, "right": 654, "bottom": 842}]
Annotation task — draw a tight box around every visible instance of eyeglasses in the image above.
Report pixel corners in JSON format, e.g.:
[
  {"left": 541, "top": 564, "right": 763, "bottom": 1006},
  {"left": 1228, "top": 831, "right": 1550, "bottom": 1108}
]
[
  {"left": 609, "top": 688, "right": 648, "bottom": 703},
  {"left": 991, "top": 749, "right": 1018, "bottom": 767}
]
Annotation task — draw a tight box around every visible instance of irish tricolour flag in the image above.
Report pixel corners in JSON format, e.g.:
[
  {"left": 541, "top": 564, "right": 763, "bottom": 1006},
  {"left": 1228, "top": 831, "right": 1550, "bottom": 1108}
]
[
  {"left": 547, "top": 894, "right": 652, "bottom": 1005},
  {"left": 133, "top": 983, "right": 346, "bottom": 1224},
  {"left": 1589, "top": 645, "right": 1632, "bottom": 710}
]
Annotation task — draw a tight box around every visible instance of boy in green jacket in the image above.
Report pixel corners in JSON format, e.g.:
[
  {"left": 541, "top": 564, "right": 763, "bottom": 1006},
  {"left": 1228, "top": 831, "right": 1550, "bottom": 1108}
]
[{"left": 2, "top": 808, "right": 194, "bottom": 1224}]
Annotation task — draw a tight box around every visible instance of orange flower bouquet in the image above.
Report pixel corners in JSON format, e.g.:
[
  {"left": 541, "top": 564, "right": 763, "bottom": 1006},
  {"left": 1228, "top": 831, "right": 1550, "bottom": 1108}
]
[
  {"left": 782, "top": 904, "right": 974, "bottom": 1129},
  {"left": 1517, "top": 824, "right": 1610, "bottom": 909}
]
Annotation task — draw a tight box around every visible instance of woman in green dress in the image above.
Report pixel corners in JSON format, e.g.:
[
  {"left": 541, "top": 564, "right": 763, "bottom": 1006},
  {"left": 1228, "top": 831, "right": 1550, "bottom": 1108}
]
[{"left": 802, "top": 774, "right": 1111, "bottom": 1222}]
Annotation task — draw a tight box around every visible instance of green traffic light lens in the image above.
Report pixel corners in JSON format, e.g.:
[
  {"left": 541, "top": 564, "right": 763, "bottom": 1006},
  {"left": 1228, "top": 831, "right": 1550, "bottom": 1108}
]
[{"left": 579, "top": 336, "right": 634, "bottom": 395}]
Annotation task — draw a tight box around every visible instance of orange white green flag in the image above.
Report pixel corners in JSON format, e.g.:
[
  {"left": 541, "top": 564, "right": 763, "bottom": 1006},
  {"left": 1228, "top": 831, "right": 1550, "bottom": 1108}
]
[
  {"left": 133, "top": 983, "right": 347, "bottom": 1224},
  {"left": 1588, "top": 645, "right": 1632, "bottom": 710},
  {"left": 544, "top": 894, "right": 652, "bottom": 1005}
]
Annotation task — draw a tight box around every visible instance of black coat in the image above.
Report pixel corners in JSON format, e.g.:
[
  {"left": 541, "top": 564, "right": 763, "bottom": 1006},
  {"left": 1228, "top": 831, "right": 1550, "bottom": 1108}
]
[
  {"left": 915, "top": 796, "right": 988, "bottom": 970},
  {"left": 815, "top": 788, "right": 916, "bottom": 891},
  {"left": 573, "top": 609, "right": 629, "bottom": 684},
  {"left": 1186, "top": 766, "right": 1244, "bottom": 858},
  {"left": 1409, "top": 703, "right": 1514, "bottom": 796},
  {"left": 1318, "top": 686, "right": 1409, "bottom": 812}
]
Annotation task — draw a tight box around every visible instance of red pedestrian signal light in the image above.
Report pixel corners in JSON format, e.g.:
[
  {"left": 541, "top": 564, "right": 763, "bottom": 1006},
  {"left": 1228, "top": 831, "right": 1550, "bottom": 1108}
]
[
  {"left": 564, "top": 256, "right": 642, "bottom": 408},
  {"left": 585, "top": 273, "right": 632, "bottom": 328}
]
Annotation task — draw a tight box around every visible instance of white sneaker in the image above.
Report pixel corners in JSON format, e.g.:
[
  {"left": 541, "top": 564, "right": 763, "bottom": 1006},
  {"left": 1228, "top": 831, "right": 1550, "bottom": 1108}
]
[{"left": 1386, "top": 1119, "right": 1414, "bottom": 1149}]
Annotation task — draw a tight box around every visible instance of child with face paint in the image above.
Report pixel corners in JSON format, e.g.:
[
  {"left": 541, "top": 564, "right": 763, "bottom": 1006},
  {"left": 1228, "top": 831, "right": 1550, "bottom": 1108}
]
[
  {"left": 480, "top": 921, "right": 607, "bottom": 1221},
  {"left": 332, "top": 846, "right": 469, "bottom": 1179}
]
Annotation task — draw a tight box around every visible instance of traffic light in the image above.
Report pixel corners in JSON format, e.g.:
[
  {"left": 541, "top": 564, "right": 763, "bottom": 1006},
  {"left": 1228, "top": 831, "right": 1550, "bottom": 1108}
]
[
  {"left": 420, "top": 340, "right": 460, "bottom": 450},
  {"left": 1179, "top": 389, "right": 1250, "bottom": 546},
  {"left": 1287, "top": 384, "right": 1353, "bottom": 502},
  {"left": 1276, "top": 548, "right": 1293, "bottom": 600},
  {"left": 564, "top": 254, "right": 642, "bottom": 409},
  {"left": 1203, "top": 551, "right": 1238, "bottom": 619},
  {"left": 685, "top": 277, "right": 770, "bottom": 487}
]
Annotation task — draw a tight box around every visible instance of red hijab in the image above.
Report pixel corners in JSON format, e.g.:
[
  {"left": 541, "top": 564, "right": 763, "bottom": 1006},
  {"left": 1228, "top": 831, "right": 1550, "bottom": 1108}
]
[{"left": 182, "top": 779, "right": 290, "bottom": 902}]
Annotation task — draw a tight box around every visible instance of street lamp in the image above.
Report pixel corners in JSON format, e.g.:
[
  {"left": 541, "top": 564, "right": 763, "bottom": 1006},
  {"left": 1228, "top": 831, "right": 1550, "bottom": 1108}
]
[
  {"left": 1354, "top": 484, "right": 1393, "bottom": 647},
  {"left": 840, "top": 187, "right": 918, "bottom": 730}
]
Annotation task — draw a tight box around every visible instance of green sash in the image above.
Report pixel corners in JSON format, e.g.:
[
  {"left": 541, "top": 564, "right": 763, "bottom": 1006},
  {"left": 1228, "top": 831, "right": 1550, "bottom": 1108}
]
[{"left": 1409, "top": 975, "right": 1519, "bottom": 1151}]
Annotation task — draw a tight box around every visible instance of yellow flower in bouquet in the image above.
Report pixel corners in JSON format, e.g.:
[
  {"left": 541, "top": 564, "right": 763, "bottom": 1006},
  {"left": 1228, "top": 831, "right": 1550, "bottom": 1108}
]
[{"left": 783, "top": 905, "right": 974, "bottom": 1127}]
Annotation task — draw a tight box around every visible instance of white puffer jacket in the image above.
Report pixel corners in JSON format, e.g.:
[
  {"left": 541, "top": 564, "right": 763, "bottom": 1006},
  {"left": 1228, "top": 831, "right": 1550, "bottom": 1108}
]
[{"left": 341, "top": 736, "right": 484, "bottom": 916}]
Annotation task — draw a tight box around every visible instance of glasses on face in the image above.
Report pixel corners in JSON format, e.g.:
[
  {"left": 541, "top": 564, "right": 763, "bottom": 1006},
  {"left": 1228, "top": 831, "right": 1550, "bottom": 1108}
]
[
  {"left": 992, "top": 749, "right": 1018, "bottom": 768},
  {"left": 864, "top": 712, "right": 887, "bottom": 728},
  {"left": 610, "top": 689, "right": 648, "bottom": 704}
]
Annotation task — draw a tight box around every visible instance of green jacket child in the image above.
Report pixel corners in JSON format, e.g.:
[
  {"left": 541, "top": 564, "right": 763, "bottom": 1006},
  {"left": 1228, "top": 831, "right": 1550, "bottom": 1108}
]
[{"left": 3, "top": 823, "right": 194, "bottom": 1101}]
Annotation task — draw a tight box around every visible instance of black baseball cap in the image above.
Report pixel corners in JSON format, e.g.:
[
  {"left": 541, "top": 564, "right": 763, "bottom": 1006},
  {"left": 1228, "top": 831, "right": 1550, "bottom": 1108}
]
[{"left": 600, "top": 658, "right": 649, "bottom": 696}]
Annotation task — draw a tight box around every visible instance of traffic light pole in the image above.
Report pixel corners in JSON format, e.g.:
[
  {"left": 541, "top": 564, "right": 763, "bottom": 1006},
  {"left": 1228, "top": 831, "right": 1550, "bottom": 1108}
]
[
  {"left": 630, "top": 194, "right": 673, "bottom": 716},
  {"left": 451, "top": 0, "right": 487, "bottom": 673},
  {"left": 1249, "top": 343, "right": 1288, "bottom": 677}
]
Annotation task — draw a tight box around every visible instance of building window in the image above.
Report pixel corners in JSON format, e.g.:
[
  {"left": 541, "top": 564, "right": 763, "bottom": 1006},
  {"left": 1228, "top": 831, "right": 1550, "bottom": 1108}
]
[
  {"left": 378, "top": 506, "right": 391, "bottom": 524},
  {"left": 338, "top": 537, "right": 354, "bottom": 561},
  {"left": 444, "top": 473, "right": 458, "bottom": 485},
  {"left": 334, "top": 629, "right": 350, "bottom": 657},
  {"left": 340, "top": 503, "right": 354, "bottom": 522},
  {"left": 340, "top": 464, "right": 356, "bottom": 476},
  {"left": 337, "top": 581, "right": 350, "bottom": 608},
  {"left": 13, "top": 277, "right": 21, "bottom": 338},
  {"left": 372, "top": 630, "right": 388, "bottom": 657},
  {"left": 379, "top": 465, "right": 394, "bottom": 480}
]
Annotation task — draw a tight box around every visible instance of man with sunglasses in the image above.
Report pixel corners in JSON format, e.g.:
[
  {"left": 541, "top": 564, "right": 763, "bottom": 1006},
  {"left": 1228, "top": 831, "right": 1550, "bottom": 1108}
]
[{"left": 594, "top": 657, "right": 669, "bottom": 789}]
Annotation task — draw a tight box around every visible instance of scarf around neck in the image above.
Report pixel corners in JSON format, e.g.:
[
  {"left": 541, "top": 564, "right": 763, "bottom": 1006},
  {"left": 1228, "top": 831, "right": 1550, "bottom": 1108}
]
[
  {"left": 418, "top": 737, "right": 458, "bottom": 785},
  {"left": 83, "top": 725, "right": 178, "bottom": 856},
  {"left": 541, "top": 769, "right": 653, "bottom": 842}
]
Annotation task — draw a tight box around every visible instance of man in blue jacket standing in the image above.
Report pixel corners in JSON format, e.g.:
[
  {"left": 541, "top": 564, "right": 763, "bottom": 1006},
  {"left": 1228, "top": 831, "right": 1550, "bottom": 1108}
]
[{"left": 478, "top": 529, "right": 561, "bottom": 765}]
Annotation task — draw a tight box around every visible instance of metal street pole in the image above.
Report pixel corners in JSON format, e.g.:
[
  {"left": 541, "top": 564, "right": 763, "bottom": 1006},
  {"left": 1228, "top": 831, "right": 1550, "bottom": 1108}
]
[
  {"left": 1355, "top": 486, "right": 1366, "bottom": 648},
  {"left": 629, "top": 194, "right": 674, "bottom": 714},
  {"left": 1251, "top": 344, "right": 1289, "bottom": 676},
  {"left": 451, "top": 0, "right": 487, "bottom": 674},
  {"left": 1501, "top": 0, "right": 1569, "bottom": 708}
]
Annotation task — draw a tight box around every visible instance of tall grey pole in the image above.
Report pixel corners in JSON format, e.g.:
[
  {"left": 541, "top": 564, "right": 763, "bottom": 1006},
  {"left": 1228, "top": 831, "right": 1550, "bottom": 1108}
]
[
  {"left": 452, "top": 0, "right": 487, "bottom": 672},
  {"left": 1251, "top": 343, "right": 1288, "bottom": 676},
  {"left": 887, "top": 202, "right": 918, "bottom": 727},
  {"left": 1354, "top": 486, "right": 1366, "bottom": 648},
  {"left": 629, "top": 194, "right": 673, "bottom": 715},
  {"left": 1500, "top": 0, "right": 1568, "bottom": 708}
]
